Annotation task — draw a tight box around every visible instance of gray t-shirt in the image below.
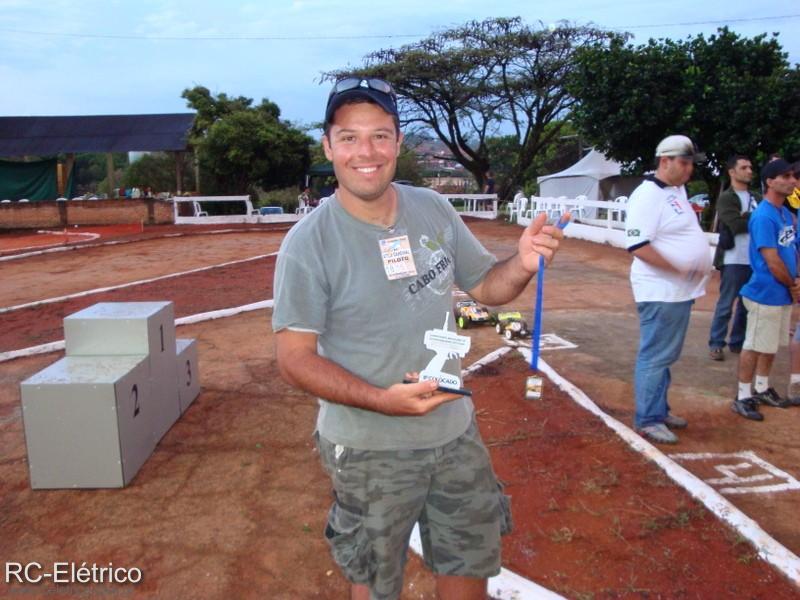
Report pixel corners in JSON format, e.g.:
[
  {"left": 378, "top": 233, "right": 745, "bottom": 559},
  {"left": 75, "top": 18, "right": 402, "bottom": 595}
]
[{"left": 272, "top": 184, "right": 496, "bottom": 450}]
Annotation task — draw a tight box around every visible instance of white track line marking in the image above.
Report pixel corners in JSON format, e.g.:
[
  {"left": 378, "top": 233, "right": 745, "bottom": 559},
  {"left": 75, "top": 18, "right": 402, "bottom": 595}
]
[
  {"left": 504, "top": 333, "right": 577, "bottom": 351},
  {"left": 0, "top": 226, "right": 289, "bottom": 262},
  {"left": 670, "top": 451, "right": 800, "bottom": 495},
  {"left": 520, "top": 348, "right": 800, "bottom": 587},
  {"left": 8, "top": 230, "right": 102, "bottom": 253},
  {"left": 0, "top": 252, "right": 277, "bottom": 314}
]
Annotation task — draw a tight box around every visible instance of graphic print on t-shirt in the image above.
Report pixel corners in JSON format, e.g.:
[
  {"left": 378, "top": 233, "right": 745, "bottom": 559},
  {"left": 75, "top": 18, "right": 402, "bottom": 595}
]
[
  {"left": 778, "top": 225, "right": 795, "bottom": 247},
  {"left": 668, "top": 195, "right": 684, "bottom": 214},
  {"left": 403, "top": 229, "right": 455, "bottom": 310}
]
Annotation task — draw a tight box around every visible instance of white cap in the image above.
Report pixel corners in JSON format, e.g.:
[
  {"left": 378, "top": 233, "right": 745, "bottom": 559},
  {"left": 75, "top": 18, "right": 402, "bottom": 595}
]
[{"left": 655, "top": 135, "right": 705, "bottom": 162}]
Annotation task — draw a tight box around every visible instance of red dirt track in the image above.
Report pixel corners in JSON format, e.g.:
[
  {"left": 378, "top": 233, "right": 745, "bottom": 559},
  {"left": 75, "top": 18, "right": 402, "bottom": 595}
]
[{"left": 1, "top": 220, "right": 799, "bottom": 599}]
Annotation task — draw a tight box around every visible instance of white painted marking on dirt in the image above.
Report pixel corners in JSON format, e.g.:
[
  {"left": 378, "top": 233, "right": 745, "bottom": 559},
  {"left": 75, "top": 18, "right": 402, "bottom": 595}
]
[
  {"left": 7, "top": 230, "right": 103, "bottom": 252},
  {"left": 461, "top": 346, "right": 513, "bottom": 377},
  {"left": 0, "top": 252, "right": 278, "bottom": 314},
  {"left": 175, "top": 300, "right": 273, "bottom": 326},
  {"left": 409, "top": 525, "right": 564, "bottom": 600},
  {"left": 506, "top": 333, "right": 577, "bottom": 351},
  {"left": 0, "top": 301, "right": 275, "bottom": 363},
  {"left": 0, "top": 226, "right": 289, "bottom": 262},
  {"left": 519, "top": 348, "right": 800, "bottom": 587},
  {"left": 669, "top": 451, "right": 800, "bottom": 495},
  {"left": 0, "top": 341, "right": 66, "bottom": 362}
]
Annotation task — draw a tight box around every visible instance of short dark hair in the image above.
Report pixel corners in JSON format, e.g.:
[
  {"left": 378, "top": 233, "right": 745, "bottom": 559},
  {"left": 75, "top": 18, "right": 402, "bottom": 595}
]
[
  {"left": 323, "top": 97, "right": 401, "bottom": 138},
  {"left": 726, "top": 155, "right": 750, "bottom": 171}
]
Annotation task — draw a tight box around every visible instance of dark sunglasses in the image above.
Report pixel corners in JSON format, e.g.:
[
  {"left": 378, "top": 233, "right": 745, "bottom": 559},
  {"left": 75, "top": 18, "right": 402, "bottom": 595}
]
[{"left": 328, "top": 77, "right": 397, "bottom": 102}]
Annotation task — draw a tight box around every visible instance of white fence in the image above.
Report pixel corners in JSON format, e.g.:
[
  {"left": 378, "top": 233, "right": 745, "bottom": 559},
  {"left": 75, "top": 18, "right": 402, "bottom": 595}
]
[
  {"left": 173, "top": 195, "right": 300, "bottom": 225},
  {"left": 507, "top": 193, "right": 718, "bottom": 254},
  {"left": 443, "top": 194, "right": 498, "bottom": 219}
]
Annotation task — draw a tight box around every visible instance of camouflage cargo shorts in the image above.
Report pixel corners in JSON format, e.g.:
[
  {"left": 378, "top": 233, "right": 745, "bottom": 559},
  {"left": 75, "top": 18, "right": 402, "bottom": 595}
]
[{"left": 316, "top": 418, "right": 512, "bottom": 600}]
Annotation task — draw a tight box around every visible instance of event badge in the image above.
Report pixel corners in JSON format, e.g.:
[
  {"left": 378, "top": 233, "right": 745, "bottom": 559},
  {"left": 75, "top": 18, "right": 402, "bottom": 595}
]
[
  {"left": 418, "top": 313, "right": 471, "bottom": 391},
  {"left": 379, "top": 235, "right": 417, "bottom": 280}
]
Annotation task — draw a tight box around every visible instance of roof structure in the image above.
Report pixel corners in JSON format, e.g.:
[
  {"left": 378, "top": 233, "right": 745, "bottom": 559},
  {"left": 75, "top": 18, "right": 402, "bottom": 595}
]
[
  {"left": 536, "top": 149, "right": 642, "bottom": 202},
  {"left": 537, "top": 149, "right": 622, "bottom": 184},
  {"left": 0, "top": 113, "right": 196, "bottom": 157}
]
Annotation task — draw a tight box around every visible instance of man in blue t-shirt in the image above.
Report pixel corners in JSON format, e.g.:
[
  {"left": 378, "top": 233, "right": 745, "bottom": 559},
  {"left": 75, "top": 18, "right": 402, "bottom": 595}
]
[{"left": 734, "top": 158, "right": 800, "bottom": 420}]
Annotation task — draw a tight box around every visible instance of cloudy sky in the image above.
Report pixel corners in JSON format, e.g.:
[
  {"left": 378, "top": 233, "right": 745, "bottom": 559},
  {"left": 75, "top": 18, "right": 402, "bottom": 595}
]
[{"left": 1, "top": 0, "right": 797, "bottom": 128}]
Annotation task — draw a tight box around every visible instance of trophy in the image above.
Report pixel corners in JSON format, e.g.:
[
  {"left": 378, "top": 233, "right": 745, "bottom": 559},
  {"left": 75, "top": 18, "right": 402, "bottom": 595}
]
[{"left": 411, "top": 312, "right": 472, "bottom": 396}]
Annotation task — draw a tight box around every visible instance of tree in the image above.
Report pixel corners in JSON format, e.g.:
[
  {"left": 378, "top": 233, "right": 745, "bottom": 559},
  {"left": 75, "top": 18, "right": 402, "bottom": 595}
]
[
  {"left": 569, "top": 28, "right": 800, "bottom": 198},
  {"left": 69, "top": 153, "right": 128, "bottom": 195},
  {"left": 121, "top": 152, "right": 195, "bottom": 194},
  {"left": 326, "top": 17, "right": 618, "bottom": 199},
  {"left": 485, "top": 120, "right": 583, "bottom": 194},
  {"left": 182, "top": 86, "right": 313, "bottom": 195}
]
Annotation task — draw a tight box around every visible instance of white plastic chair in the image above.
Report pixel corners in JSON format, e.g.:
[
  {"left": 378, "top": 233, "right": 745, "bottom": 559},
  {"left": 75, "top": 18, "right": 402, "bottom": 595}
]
[
  {"left": 549, "top": 197, "right": 568, "bottom": 220},
  {"left": 525, "top": 196, "right": 540, "bottom": 219},
  {"left": 506, "top": 192, "right": 524, "bottom": 222},
  {"left": 508, "top": 193, "right": 525, "bottom": 223},
  {"left": 519, "top": 197, "right": 533, "bottom": 221},
  {"left": 533, "top": 197, "right": 559, "bottom": 219},
  {"left": 610, "top": 196, "right": 628, "bottom": 222},
  {"left": 570, "top": 195, "right": 587, "bottom": 221},
  {"left": 1, "top": 199, "right": 11, "bottom": 203},
  {"left": 18, "top": 198, "right": 30, "bottom": 203}
]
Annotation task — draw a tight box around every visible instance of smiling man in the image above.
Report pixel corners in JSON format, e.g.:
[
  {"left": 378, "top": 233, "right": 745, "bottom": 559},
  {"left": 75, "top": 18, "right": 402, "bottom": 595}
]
[{"left": 272, "top": 77, "right": 567, "bottom": 600}]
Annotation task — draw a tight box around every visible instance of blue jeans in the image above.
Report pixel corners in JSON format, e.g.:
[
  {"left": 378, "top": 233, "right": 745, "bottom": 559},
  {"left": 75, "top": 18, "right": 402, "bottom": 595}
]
[
  {"left": 708, "top": 264, "right": 752, "bottom": 350},
  {"left": 634, "top": 300, "right": 693, "bottom": 428}
]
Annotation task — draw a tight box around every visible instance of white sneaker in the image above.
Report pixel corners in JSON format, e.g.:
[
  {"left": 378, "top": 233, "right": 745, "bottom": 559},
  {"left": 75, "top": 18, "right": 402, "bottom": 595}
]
[
  {"left": 636, "top": 423, "right": 678, "bottom": 444},
  {"left": 664, "top": 414, "right": 688, "bottom": 429}
]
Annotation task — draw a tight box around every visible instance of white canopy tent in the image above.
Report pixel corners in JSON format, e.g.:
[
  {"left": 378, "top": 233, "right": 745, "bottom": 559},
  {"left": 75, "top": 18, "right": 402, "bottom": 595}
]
[{"left": 537, "top": 149, "right": 643, "bottom": 201}]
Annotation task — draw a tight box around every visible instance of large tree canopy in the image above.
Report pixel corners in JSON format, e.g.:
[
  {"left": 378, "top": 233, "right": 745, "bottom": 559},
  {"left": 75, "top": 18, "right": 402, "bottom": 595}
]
[
  {"left": 326, "top": 17, "right": 618, "bottom": 199},
  {"left": 568, "top": 28, "right": 800, "bottom": 195},
  {"left": 182, "top": 86, "right": 312, "bottom": 195}
]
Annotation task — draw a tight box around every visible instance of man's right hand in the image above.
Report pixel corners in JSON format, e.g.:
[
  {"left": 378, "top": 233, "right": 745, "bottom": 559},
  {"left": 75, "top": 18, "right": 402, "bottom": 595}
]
[
  {"left": 378, "top": 375, "right": 462, "bottom": 416},
  {"left": 792, "top": 278, "right": 800, "bottom": 303}
]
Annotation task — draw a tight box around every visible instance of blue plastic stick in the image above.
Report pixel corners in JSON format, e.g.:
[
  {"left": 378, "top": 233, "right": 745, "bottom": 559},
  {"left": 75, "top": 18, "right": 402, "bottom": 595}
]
[{"left": 530, "top": 218, "right": 569, "bottom": 371}]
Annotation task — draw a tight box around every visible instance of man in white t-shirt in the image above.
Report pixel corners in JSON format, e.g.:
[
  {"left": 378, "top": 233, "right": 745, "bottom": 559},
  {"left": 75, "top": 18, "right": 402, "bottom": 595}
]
[
  {"left": 708, "top": 155, "right": 758, "bottom": 361},
  {"left": 625, "top": 135, "right": 712, "bottom": 444}
]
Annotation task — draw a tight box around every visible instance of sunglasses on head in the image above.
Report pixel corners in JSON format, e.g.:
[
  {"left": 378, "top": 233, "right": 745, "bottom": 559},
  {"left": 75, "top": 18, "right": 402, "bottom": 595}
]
[{"left": 328, "top": 77, "right": 397, "bottom": 102}]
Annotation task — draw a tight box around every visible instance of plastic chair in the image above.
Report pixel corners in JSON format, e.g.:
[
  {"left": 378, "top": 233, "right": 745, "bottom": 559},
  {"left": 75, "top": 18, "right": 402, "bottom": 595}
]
[
  {"left": 508, "top": 193, "right": 526, "bottom": 223},
  {"left": 549, "top": 197, "right": 568, "bottom": 220},
  {"left": 610, "top": 196, "right": 628, "bottom": 222},
  {"left": 570, "top": 195, "right": 587, "bottom": 221},
  {"left": 506, "top": 192, "right": 524, "bottom": 222}
]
